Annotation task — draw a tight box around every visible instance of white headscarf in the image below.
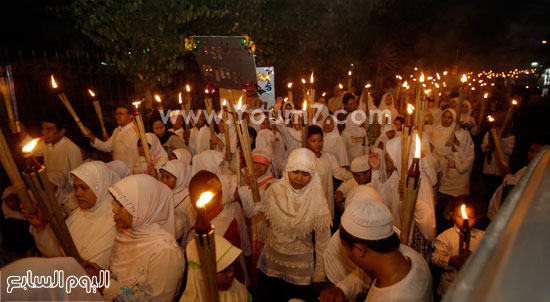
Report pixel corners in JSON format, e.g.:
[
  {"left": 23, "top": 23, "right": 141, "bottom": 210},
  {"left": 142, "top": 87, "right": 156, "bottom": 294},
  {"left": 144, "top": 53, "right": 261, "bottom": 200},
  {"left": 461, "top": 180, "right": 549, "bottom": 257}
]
[
  {"left": 264, "top": 148, "right": 331, "bottom": 239},
  {"left": 146, "top": 132, "right": 169, "bottom": 165},
  {"left": 312, "top": 104, "right": 330, "bottom": 126},
  {"left": 108, "top": 174, "right": 177, "bottom": 284},
  {"left": 322, "top": 115, "right": 350, "bottom": 166},
  {"left": 107, "top": 160, "right": 131, "bottom": 178},
  {"left": 343, "top": 111, "right": 367, "bottom": 138},
  {"left": 1, "top": 257, "right": 104, "bottom": 301},
  {"left": 172, "top": 148, "right": 193, "bottom": 165},
  {"left": 191, "top": 150, "right": 224, "bottom": 177},
  {"left": 374, "top": 124, "right": 396, "bottom": 151},
  {"left": 429, "top": 108, "right": 457, "bottom": 155},
  {"left": 2, "top": 186, "right": 24, "bottom": 220},
  {"left": 182, "top": 234, "right": 247, "bottom": 302},
  {"left": 160, "top": 160, "right": 191, "bottom": 206},
  {"left": 377, "top": 93, "right": 400, "bottom": 122},
  {"left": 67, "top": 161, "right": 120, "bottom": 267}
]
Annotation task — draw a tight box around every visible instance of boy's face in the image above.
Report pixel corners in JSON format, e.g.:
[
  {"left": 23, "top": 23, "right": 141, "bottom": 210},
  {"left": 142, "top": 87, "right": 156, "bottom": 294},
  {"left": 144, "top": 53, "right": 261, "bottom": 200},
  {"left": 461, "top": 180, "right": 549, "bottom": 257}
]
[
  {"left": 41, "top": 122, "right": 65, "bottom": 144},
  {"left": 452, "top": 206, "right": 477, "bottom": 229},
  {"left": 306, "top": 134, "right": 324, "bottom": 155},
  {"left": 216, "top": 261, "right": 236, "bottom": 291},
  {"left": 352, "top": 170, "right": 372, "bottom": 185},
  {"left": 394, "top": 120, "right": 403, "bottom": 131},
  {"left": 173, "top": 115, "right": 184, "bottom": 130}
]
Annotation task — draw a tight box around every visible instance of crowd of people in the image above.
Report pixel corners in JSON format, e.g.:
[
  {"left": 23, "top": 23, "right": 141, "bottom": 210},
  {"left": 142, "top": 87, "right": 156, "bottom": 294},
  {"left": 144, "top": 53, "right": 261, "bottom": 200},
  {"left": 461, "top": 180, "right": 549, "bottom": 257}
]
[{"left": 0, "top": 80, "right": 547, "bottom": 301}]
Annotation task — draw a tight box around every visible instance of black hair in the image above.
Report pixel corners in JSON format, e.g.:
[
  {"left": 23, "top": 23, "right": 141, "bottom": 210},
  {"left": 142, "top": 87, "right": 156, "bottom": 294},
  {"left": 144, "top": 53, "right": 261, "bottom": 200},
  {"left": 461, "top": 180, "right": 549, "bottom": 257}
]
[
  {"left": 450, "top": 195, "right": 481, "bottom": 218},
  {"left": 342, "top": 92, "right": 355, "bottom": 106},
  {"left": 41, "top": 109, "right": 68, "bottom": 131},
  {"left": 307, "top": 125, "right": 323, "bottom": 138},
  {"left": 149, "top": 110, "right": 171, "bottom": 130},
  {"left": 339, "top": 225, "right": 400, "bottom": 253},
  {"left": 248, "top": 127, "right": 257, "bottom": 150},
  {"left": 394, "top": 116, "right": 405, "bottom": 124},
  {"left": 136, "top": 138, "right": 151, "bottom": 148},
  {"left": 116, "top": 104, "right": 134, "bottom": 115}
]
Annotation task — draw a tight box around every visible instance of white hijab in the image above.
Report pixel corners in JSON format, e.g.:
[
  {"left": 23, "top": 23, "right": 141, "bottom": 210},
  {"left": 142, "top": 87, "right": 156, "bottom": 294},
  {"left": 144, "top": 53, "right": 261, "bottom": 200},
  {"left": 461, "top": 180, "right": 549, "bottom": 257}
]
[
  {"left": 160, "top": 160, "right": 191, "bottom": 207},
  {"left": 2, "top": 186, "right": 24, "bottom": 220},
  {"left": 322, "top": 115, "right": 350, "bottom": 166},
  {"left": 67, "top": 161, "right": 119, "bottom": 267},
  {"left": 182, "top": 234, "right": 247, "bottom": 302},
  {"left": 108, "top": 174, "right": 177, "bottom": 285},
  {"left": 429, "top": 108, "right": 457, "bottom": 155},
  {"left": 374, "top": 124, "right": 396, "bottom": 151},
  {"left": 377, "top": 93, "right": 400, "bottom": 122},
  {"left": 343, "top": 110, "right": 367, "bottom": 138},
  {"left": 146, "top": 132, "right": 169, "bottom": 165},
  {"left": 107, "top": 160, "right": 131, "bottom": 178},
  {"left": 313, "top": 104, "right": 330, "bottom": 126},
  {"left": 264, "top": 148, "right": 331, "bottom": 239},
  {"left": 172, "top": 148, "right": 193, "bottom": 165},
  {"left": 191, "top": 150, "right": 224, "bottom": 177}
]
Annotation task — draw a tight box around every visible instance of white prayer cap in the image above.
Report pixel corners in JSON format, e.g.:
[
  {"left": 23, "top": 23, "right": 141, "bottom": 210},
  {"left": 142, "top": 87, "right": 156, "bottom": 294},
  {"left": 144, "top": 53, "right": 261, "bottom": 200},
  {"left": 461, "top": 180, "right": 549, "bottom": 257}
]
[
  {"left": 350, "top": 155, "right": 371, "bottom": 173},
  {"left": 341, "top": 199, "right": 394, "bottom": 240},
  {"left": 346, "top": 185, "right": 383, "bottom": 207}
]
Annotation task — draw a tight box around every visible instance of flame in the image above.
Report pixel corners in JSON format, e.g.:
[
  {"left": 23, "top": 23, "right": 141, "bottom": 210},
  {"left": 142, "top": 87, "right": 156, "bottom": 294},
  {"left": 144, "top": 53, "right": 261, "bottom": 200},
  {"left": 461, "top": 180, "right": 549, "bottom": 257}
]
[
  {"left": 407, "top": 104, "right": 415, "bottom": 115},
  {"left": 435, "top": 83, "right": 440, "bottom": 88},
  {"left": 414, "top": 134, "right": 421, "bottom": 159},
  {"left": 302, "top": 100, "right": 307, "bottom": 111},
  {"left": 196, "top": 192, "right": 214, "bottom": 208},
  {"left": 237, "top": 96, "right": 243, "bottom": 110},
  {"left": 132, "top": 101, "right": 142, "bottom": 109},
  {"left": 461, "top": 204, "right": 468, "bottom": 219},
  {"left": 283, "top": 97, "right": 288, "bottom": 102},
  {"left": 310, "top": 71, "right": 314, "bottom": 84},
  {"left": 178, "top": 92, "right": 182, "bottom": 104},
  {"left": 402, "top": 81, "right": 408, "bottom": 88},
  {"left": 22, "top": 138, "right": 40, "bottom": 154},
  {"left": 204, "top": 89, "right": 209, "bottom": 94},
  {"left": 487, "top": 115, "right": 495, "bottom": 122},
  {"left": 154, "top": 94, "right": 162, "bottom": 103},
  {"left": 424, "top": 89, "right": 431, "bottom": 94},
  {"left": 512, "top": 99, "right": 518, "bottom": 105},
  {"left": 365, "top": 83, "right": 372, "bottom": 88},
  {"left": 88, "top": 89, "right": 95, "bottom": 97},
  {"left": 484, "top": 93, "right": 489, "bottom": 99},
  {"left": 50, "top": 75, "right": 58, "bottom": 89},
  {"left": 443, "top": 71, "right": 448, "bottom": 76},
  {"left": 287, "top": 82, "right": 293, "bottom": 89},
  {"left": 419, "top": 73, "right": 425, "bottom": 82},
  {"left": 301, "top": 78, "right": 306, "bottom": 84},
  {"left": 185, "top": 84, "right": 191, "bottom": 92},
  {"left": 348, "top": 70, "right": 352, "bottom": 76},
  {"left": 322, "top": 92, "right": 326, "bottom": 97},
  {"left": 461, "top": 74, "right": 467, "bottom": 83},
  {"left": 222, "top": 99, "right": 227, "bottom": 106},
  {"left": 436, "top": 73, "right": 441, "bottom": 80},
  {"left": 338, "top": 83, "right": 343, "bottom": 89}
]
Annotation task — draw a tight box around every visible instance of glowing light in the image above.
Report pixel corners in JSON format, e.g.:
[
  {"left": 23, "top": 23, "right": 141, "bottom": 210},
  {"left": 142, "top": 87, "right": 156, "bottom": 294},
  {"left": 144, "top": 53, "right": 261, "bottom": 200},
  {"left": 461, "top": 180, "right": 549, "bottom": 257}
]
[
  {"left": 543, "top": 40, "right": 547, "bottom": 44},
  {"left": 436, "top": 73, "right": 441, "bottom": 80},
  {"left": 222, "top": 99, "right": 227, "bottom": 106},
  {"left": 132, "top": 101, "right": 142, "bottom": 109},
  {"left": 310, "top": 72, "right": 314, "bottom": 84},
  {"left": 322, "top": 92, "right": 326, "bottom": 97},
  {"left": 461, "top": 74, "right": 467, "bottom": 83},
  {"left": 302, "top": 100, "right": 307, "bottom": 111},
  {"left": 443, "top": 71, "right": 448, "bottom": 76},
  {"left": 402, "top": 81, "right": 408, "bottom": 88},
  {"left": 185, "top": 84, "right": 191, "bottom": 92},
  {"left": 178, "top": 92, "right": 182, "bottom": 104},
  {"left": 287, "top": 82, "right": 293, "bottom": 89},
  {"left": 237, "top": 96, "right": 243, "bottom": 110},
  {"left": 407, "top": 104, "right": 414, "bottom": 115},
  {"left": 88, "top": 89, "right": 95, "bottom": 97},
  {"left": 283, "top": 97, "right": 288, "bottom": 102},
  {"left": 50, "top": 75, "right": 58, "bottom": 89},
  {"left": 435, "top": 83, "right": 440, "bottom": 88},
  {"left": 419, "top": 73, "right": 425, "bottom": 83},
  {"left": 338, "top": 83, "right": 343, "bottom": 89},
  {"left": 461, "top": 204, "right": 468, "bottom": 219},
  {"left": 365, "top": 83, "right": 372, "bottom": 89},
  {"left": 512, "top": 99, "right": 518, "bottom": 105},
  {"left": 301, "top": 78, "right": 306, "bottom": 84},
  {"left": 484, "top": 93, "right": 489, "bottom": 99},
  {"left": 424, "top": 89, "right": 431, "bottom": 94},
  {"left": 196, "top": 192, "right": 214, "bottom": 208},
  {"left": 154, "top": 95, "right": 162, "bottom": 103},
  {"left": 414, "top": 134, "right": 421, "bottom": 159},
  {"left": 22, "top": 138, "right": 40, "bottom": 154},
  {"left": 348, "top": 70, "right": 352, "bottom": 76},
  {"left": 487, "top": 115, "right": 495, "bottom": 122}
]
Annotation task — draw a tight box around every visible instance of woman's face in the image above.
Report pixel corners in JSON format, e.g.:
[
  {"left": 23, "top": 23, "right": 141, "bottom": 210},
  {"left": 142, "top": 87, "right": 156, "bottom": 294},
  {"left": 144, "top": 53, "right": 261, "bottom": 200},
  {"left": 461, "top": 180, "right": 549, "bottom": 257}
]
[
  {"left": 152, "top": 120, "right": 166, "bottom": 137},
  {"left": 385, "top": 95, "right": 393, "bottom": 106},
  {"left": 323, "top": 118, "right": 334, "bottom": 133},
  {"left": 73, "top": 177, "right": 97, "bottom": 210},
  {"left": 160, "top": 170, "right": 177, "bottom": 189},
  {"left": 441, "top": 111, "right": 454, "bottom": 127},
  {"left": 461, "top": 104, "right": 469, "bottom": 114},
  {"left": 216, "top": 261, "right": 237, "bottom": 291},
  {"left": 253, "top": 162, "right": 269, "bottom": 178},
  {"left": 112, "top": 200, "right": 133, "bottom": 229},
  {"left": 287, "top": 170, "right": 312, "bottom": 190}
]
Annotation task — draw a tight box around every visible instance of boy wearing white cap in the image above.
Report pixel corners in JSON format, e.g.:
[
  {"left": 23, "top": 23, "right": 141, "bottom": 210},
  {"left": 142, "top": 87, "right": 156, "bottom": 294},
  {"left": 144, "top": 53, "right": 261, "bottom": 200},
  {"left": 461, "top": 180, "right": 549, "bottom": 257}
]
[
  {"left": 335, "top": 154, "right": 373, "bottom": 212},
  {"left": 321, "top": 200, "right": 433, "bottom": 302}
]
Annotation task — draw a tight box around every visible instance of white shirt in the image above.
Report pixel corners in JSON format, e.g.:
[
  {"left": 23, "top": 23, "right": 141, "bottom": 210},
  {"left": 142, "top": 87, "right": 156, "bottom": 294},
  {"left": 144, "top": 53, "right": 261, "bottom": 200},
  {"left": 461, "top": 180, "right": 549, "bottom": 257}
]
[
  {"left": 337, "top": 178, "right": 359, "bottom": 200},
  {"left": 34, "top": 137, "right": 82, "bottom": 177},
  {"left": 438, "top": 151, "right": 475, "bottom": 197},
  {"left": 481, "top": 132, "right": 515, "bottom": 176},
  {"left": 365, "top": 245, "right": 433, "bottom": 302},
  {"left": 91, "top": 123, "right": 139, "bottom": 170},
  {"left": 188, "top": 126, "right": 211, "bottom": 155},
  {"left": 316, "top": 152, "right": 353, "bottom": 217},
  {"left": 169, "top": 128, "right": 185, "bottom": 141},
  {"left": 431, "top": 226, "right": 484, "bottom": 296},
  {"left": 342, "top": 131, "right": 369, "bottom": 164}
]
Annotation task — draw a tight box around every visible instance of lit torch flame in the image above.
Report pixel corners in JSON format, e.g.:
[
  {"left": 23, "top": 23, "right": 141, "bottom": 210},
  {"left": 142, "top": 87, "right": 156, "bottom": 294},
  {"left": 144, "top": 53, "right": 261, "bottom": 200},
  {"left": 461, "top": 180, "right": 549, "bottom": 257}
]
[
  {"left": 322, "top": 92, "right": 326, "bottom": 97},
  {"left": 222, "top": 99, "right": 227, "bottom": 106},
  {"left": 402, "top": 81, "right": 408, "bottom": 88},
  {"left": 287, "top": 82, "right": 293, "bottom": 89},
  {"left": 283, "top": 97, "right": 288, "bottom": 102},
  {"left": 348, "top": 70, "right": 352, "bottom": 76},
  {"left": 419, "top": 73, "right": 425, "bottom": 82},
  {"left": 484, "top": 93, "right": 489, "bottom": 99},
  {"left": 204, "top": 89, "right": 209, "bottom": 94},
  {"left": 237, "top": 96, "right": 243, "bottom": 110},
  {"left": 461, "top": 204, "right": 468, "bottom": 219},
  {"left": 414, "top": 133, "right": 421, "bottom": 159},
  {"left": 88, "top": 89, "right": 95, "bottom": 97},
  {"left": 51, "top": 75, "right": 58, "bottom": 89},
  {"left": 301, "top": 78, "right": 306, "bottom": 84},
  {"left": 512, "top": 99, "right": 518, "bottom": 105},
  {"left": 365, "top": 83, "right": 372, "bottom": 89},
  {"left": 338, "top": 83, "right": 343, "bottom": 89},
  {"left": 461, "top": 74, "right": 467, "bottom": 83},
  {"left": 178, "top": 92, "right": 182, "bottom": 104},
  {"left": 443, "top": 71, "right": 448, "bottom": 76},
  {"left": 424, "top": 89, "right": 431, "bottom": 94},
  {"left": 154, "top": 94, "right": 162, "bottom": 103},
  {"left": 185, "top": 84, "right": 191, "bottom": 92},
  {"left": 22, "top": 138, "right": 40, "bottom": 154},
  {"left": 132, "top": 101, "right": 142, "bottom": 109},
  {"left": 302, "top": 100, "right": 307, "bottom": 111},
  {"left": 487, "top": 115, "right": 495, "bottom": 122},
  {"left": 310, "top": 71, "right": 314, "bottom": 84},
  {"left": 436, "top": 73, "right": 441, "bottom": 80},
  {"left": 407, "top": 104, "right": 415, "bottom": 115},
  {"left": 196, "top": 192, "right": 214, "bottom": 208},
  {"left": 435, "top": 83, "right": 440, "bottom": 88}
]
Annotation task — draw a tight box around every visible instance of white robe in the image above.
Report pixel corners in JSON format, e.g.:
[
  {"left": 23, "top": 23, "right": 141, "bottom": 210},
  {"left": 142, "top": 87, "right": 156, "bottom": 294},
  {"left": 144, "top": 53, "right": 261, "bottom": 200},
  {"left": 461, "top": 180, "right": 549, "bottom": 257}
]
[
  {"left": 188, "top": 125, "right": 211, "bottom": 155},
  {"left": 34, "top": 136, "right": 82, "bottom": 178},
  {"left": 91, "top": 123, "right": 139, "bottom": 170},
  {"left": 438, "top": 129, "right": 475, "bottom": 197},
  {"left": 315, "top": 152, "right": 352, "bottom": 218},
  {"left": 323, "top": 116, "right": 350, "bottom": 166}
]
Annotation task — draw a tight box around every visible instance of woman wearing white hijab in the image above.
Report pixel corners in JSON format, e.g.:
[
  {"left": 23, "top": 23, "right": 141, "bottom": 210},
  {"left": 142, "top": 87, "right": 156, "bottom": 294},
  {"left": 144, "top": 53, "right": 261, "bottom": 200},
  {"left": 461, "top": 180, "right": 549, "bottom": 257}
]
[
  {"left": 429, "top": 108, "right": 457, "bottom": 175},
  {"left": 438, "top": 129, "right": 475, "bottom": 197},
  {"left": 374, "top": 124, "right": 397, "bottom": 151},
  {"left": 47, "top": 171, "right": 78, "bottom": 218},
  {"left": 342, "top": 111, "right": 369, "bottom": 163},
  {"left": 370, "top": 137, "right": 436, "bottom": 248},
  {"left": 181, "top": 234, "right": 249, "bottom": 302},
  {"left": 457, "top": 100, "right": 479, "bottom": 135},
  {"left": 107, "top": 160, "right": 131, "bottom": 179},
  {"left": 312, "top": 103, "right": 330, "bottom": 127},
  {"left": 160, "top": 160, "right": 192, "bottom": 241},
  {"left": 95, "top": 174, "right": 185, "bottom": 301},
  {"left": 322, "top": 115, "right": 350, "bottom": 166},
  {"left": 255, "top": 148, "right": 331, "bottom": 301},
  {"left": 25, "top": 161, "right": 119, "bottom": 268},
  {"left": 1, "top": 257, "right": 104, "bottom": 301},
  {"left": 377, "top": 92, "right": 400, "bottom": 123},
  {"left": 133, "top": 133, "right": 169, "bottom": 175},
  {"left": 170, "top": 148, "right": 193, "bottom": 165}
]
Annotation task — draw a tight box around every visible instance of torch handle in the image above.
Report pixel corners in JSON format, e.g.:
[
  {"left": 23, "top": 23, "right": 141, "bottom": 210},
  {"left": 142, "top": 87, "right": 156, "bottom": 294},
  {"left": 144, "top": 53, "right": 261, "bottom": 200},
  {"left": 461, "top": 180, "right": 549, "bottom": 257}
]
[
  {"left": 193, "top": 230, "right": 220, "bottom": 302},
  {"left": 400, "top": 176, "right": 421, "bottom": 245},
  {"left": 134, "top": 114, "right": 152, "bottom": 167},
  {"left": 58, "top": 93, "right": 89, "bottom": 135},
  {"left": 92, "top": 101, "right": 108, "bottom": 138}
]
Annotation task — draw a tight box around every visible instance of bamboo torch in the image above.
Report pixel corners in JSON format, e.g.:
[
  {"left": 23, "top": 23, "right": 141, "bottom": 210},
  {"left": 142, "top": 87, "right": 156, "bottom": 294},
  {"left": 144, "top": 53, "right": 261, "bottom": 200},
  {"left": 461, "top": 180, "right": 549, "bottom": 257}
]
[
  {"left": 193, "top": 191, "right": 220, "bottom": 302},
  {"left": 434, "top": 82, "right": 441, "bottom": 109},
  {"left": 51, "top": 75, "right": 89, "bottom": 136},
  {"left": 0, "top": 65, "right": 21, "bottom": 133},
  {"left": 88, "top": 89, "right": 108, "bottom": 140},
  {"left": 132, "top": 101, "right": 152, "bottom": 169},
  {"left": 400, "top": 104, "right": 414, "bottom": 200},
  {"left": 204, "top": 92, "right": 217, "bottom": 137},
  {"left": 400, "top": 133, "right": 422, "bottom": 245},
  {"left": 21, "top": 138, "right": 82, "bottom": 263},
  {"left": 400, "top": 81, "right": 409, "bottom": 115},
  {"left": 347, "top": 70, "right": 352, "bottom": 92},
  {"left": 414, "top": 73, "right": 424, "bottom": 125},
  {"left": 0, "top": 129, "right": 34, "bottom": 212},
  {"left": 221, "top": 100, "right": 232, "bottom": 156},
  {"left": 458, "top": 204, "right": 471, "bottom": 256},
  {"left": 500, "top": 99, "right": 518, "bottom": 135},
  {"left": 487, "top": 115, "right": 508, "bottom": 169},
  {"left": 287, "top": 82, "right": 293, "bottom": 105},
  {"left": 477, "top": 93, "right": 489, "bottom": 127},
  {"left": 301, "top": 100, "right": 308, "bottom": 148},
  {"left": 455, "top": 74, "right": 468, "bottom": 130},
  {"left": 182, "top": 85, "right": 192, "bottom": 130}
]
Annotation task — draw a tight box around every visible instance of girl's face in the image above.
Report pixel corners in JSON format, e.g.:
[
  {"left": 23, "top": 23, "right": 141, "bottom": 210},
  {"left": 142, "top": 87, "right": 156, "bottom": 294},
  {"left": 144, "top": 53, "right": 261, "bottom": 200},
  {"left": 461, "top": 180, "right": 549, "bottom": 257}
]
[
  {"left": 160, "top": 170, "right": 177, "bottom": 189},
  {"left": 452, "top": 206, "right": 477, "bottom": 229},
  {"left": 287, "top": 170, "right": 312, "bottom": 190},
  {"left": 73, "top": 177, "right": 97, "bottom": 210},
  {"left": 112, "top": 200, "right": 133, "bottom": 229},
  {"left": 216, "top": 261, "right": 237, "bottom": 291},
  {"left": 461, "top": 104, "right": 469, "bottom": 114},
  {"left": 253, "top": 162, "right": 269, "bottom": 178},
  {"left": 153, "top": 120, "right": 166, "bottom": 137},
  {"left": 323, "top": 118, "right": 335, "bottom": 133},
  {"left": 425, "top": 111, "right": 434, "bottom": 125},
  {"left": 385, "top": 95, "right": 393, "bottom": 106},
  {"left": 441, "top": 111, "right": 454, "bottom": 127}
]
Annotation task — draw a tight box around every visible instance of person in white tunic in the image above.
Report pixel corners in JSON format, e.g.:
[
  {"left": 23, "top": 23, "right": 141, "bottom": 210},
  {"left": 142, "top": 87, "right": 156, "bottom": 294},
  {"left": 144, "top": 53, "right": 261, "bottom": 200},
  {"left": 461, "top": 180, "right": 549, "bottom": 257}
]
[
  {"left": 182, "top": 234, "right": 249, "bottom": 302},
  {"left": 377, "top": 92, "right": 401, "bottom": 123},
  {"left": 342, "top": 111, "right": 369, "bottom": 164},
  {"left": 306, "top": 125, "right": 352, "bottom": 218},
  {"left": 273, "top": 97, "right": 304, "bottom": 154},
  {"left": 160, "top": 160, "right": 192, "bottom": 241},
  {"left": 322, "top": 115, "right": 350, "bottom": 167},
  {"left": 188, "top": 111, "right": 212, "bottom": 155},
  {"left": 22, "top": 161, "right": 119, "bottom": 268},
  {"left": 85, "top": 174, "right": 185, "bottom": 301},
  {"left": 170, "top": 148, "right": 193, "bottom": 165},
  {"left": 84, "top": 105, "right": 139, "bottom": 170},
  {"left": 438, "top": 129, "right": 475, "bottom": 203}
]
